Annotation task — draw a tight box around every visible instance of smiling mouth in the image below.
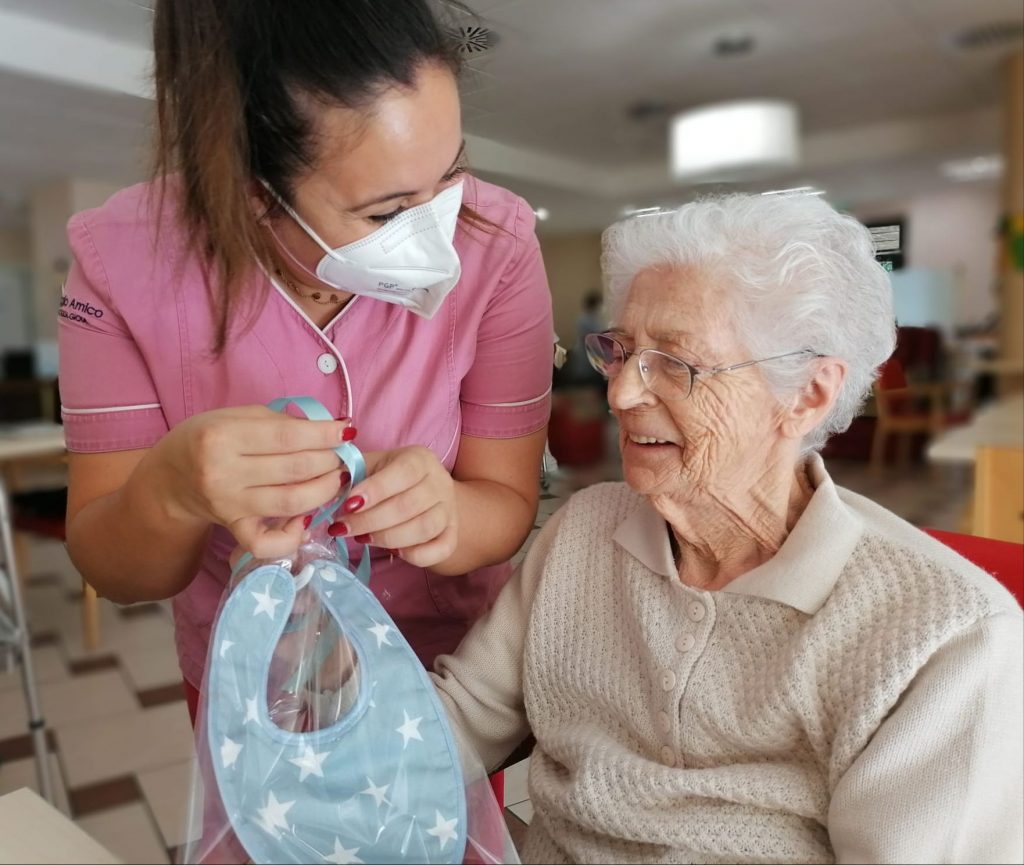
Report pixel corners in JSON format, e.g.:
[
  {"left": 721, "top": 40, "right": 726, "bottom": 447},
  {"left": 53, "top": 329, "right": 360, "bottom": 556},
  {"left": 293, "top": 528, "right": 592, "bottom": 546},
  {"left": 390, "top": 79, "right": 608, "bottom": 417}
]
[{"left": 626, "top": 434, "right": 676, "bottom": 446}]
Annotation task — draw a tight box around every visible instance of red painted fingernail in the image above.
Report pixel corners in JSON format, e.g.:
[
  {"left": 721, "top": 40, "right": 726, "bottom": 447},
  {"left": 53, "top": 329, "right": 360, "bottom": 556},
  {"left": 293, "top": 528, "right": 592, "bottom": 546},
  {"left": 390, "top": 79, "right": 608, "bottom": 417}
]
[
  {"left": 340, "top": 471, "right": 351, "bottom": 487},
  {"left": 327, "top": 521, "right": 348, "bottom": 537},
  {"left": 342, "top": 495, "right": 365, "bottom": 514},
  {"left": 302, "top": 515, "right": 312, "bottom": 529},
  {"left": 354, "top": 533, "right": 373, "bottom": 544},
  {"left": 342, "top": 426, "right": 358, "bottom": 442}
]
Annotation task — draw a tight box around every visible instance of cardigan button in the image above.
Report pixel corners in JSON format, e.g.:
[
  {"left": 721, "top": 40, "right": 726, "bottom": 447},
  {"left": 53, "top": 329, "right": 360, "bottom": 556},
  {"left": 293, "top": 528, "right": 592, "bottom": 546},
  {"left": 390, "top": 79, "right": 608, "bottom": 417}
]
[
  {"left": 687, "top": 600, "right": 706, "bottom": 622},
  {"left": 675, "top": 632, "right": 696, "bottom": 653},
  {"left": 660, "top": 745, "right": 676, "bottom": 767},
  {"left": 656, "top": 710, "right": 672, "bottom": 735},
  {"left": 659, "top": 669, "right": 677, "bottom": 691}
]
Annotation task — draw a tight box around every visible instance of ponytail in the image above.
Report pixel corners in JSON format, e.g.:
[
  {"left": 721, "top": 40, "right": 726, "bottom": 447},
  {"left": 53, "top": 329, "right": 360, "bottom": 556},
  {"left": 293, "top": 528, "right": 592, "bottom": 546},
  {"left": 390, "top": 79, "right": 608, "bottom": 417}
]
[{"left": 153, "top": 0, "right": 276, "bottom": 353}]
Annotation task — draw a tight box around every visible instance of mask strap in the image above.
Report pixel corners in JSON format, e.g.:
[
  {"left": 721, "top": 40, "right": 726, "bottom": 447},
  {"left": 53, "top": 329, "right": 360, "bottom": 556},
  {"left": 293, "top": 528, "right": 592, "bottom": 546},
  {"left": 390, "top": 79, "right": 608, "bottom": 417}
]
[
  {"left": 229, "top": 397, "right": 371, "bottom": 586},
  {"left": 259, "top": 180, "right": 338, "bottom": 259}
]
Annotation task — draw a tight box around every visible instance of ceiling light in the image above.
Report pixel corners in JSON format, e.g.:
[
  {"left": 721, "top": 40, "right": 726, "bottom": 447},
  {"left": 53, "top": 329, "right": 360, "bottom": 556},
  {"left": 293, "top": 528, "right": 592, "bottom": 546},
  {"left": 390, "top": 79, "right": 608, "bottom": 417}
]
[
  {"left": 533, "top": 207, "right": 550, "bottom": 221},
  {"left": 619, "top": 206, "right": 664, "bottom": 219},
  {"left": 941, "top": 154, "right": 1004, "bottom": 182},
  {"left": 670, "top": 100, "right": 800, "bottom": 183},
  {"left": 761, "top": 186, "right": 826, "bottom": 197}
]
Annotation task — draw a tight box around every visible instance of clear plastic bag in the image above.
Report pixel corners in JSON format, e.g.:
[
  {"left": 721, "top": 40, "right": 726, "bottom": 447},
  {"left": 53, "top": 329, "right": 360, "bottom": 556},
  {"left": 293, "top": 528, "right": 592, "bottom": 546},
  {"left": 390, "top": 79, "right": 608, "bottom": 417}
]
[{"left": 178, "top": 398, "right": 518, "bottom": 865}]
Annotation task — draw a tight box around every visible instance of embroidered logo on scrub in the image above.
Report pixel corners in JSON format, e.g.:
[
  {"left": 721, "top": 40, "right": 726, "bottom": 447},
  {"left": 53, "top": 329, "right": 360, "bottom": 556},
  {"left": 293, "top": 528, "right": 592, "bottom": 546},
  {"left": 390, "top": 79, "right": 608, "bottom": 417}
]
[
  {"left": 59, "top": 293, "right": 106, "bottom": 325},
  {"left": 206, "top": 559, "right": 468, "bottom": 865}
]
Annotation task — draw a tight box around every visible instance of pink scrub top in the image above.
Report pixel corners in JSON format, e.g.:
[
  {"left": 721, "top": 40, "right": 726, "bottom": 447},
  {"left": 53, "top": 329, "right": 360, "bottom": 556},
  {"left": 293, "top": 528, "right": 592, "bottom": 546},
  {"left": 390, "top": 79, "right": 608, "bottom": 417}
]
[{"left": 57, "top": 175, "right": 554, "bottom": 688}]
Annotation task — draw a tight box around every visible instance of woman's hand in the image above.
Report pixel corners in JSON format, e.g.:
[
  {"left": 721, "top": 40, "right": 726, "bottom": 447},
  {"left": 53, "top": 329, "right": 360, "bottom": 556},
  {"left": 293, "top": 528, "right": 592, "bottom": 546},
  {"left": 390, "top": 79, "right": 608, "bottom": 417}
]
[
  {"left": 150, "top": 405, "right": 352, "bottom": 558},
  {"left": 328, "top": 445, "right": 458, "bottom": 568}
]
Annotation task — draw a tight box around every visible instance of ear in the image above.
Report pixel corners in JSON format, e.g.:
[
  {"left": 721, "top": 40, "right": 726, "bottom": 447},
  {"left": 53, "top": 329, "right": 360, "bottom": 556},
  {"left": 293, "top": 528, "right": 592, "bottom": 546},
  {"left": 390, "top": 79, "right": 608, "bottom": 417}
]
[
  {"left": 248, "top": 180, "right": 274, "bottom": 221},
  {"left": 780, "top": 358, "right": 848, "bottom": 440}
]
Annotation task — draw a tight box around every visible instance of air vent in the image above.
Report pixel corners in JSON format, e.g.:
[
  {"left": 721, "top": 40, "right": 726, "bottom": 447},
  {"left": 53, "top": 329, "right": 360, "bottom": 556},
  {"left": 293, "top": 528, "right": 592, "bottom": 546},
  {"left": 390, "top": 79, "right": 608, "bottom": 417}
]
[
  {"left": 952, "top": 20, "right": 1023, "bottom": 52},
  {"left": 451, "top": 25, "right": 498, "bottom": 56},
  {"left": 714, "top": 33, "right": 756, "bottom": 57},
  {"left": 626, "top": 100, "right": 671, "bottom": 122}
]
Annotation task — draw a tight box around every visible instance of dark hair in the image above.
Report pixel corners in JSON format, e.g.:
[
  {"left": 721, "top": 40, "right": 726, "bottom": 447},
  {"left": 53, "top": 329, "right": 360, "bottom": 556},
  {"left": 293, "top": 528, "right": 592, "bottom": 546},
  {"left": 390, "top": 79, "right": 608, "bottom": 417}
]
[{"left": 153, "top": 0, "right": 464, "bottom": 352}]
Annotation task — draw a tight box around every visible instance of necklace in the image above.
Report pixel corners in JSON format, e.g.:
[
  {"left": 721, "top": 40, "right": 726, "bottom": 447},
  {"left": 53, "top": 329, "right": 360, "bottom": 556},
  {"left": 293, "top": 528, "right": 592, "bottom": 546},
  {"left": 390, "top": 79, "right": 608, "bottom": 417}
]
[{"left": 274, "top": 268, "right": 347, "bottom": 306}]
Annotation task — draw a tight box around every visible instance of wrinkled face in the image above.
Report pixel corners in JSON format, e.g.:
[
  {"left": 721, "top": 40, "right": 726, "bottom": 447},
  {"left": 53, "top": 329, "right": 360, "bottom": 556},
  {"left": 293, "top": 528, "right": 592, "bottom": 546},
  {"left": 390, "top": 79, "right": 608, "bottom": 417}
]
[
  {"left": 607, "top": 266, "right": 790, "bottom": 499},
  {"left": 271, "top": 62, "right": 465, "bottom": 270}
]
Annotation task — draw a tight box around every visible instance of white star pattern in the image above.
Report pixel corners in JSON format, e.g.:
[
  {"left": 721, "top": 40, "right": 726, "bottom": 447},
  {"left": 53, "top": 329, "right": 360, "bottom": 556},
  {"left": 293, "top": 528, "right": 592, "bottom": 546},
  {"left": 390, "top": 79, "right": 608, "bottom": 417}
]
[
  {"left": 219, "top": 736, "right": 242, "bottom": 769},
  {"left": 288, "top": 744, "right": 329, "bottom": 782},
  {"left": 256, "top": 791, "right": 295, "bottom": 837},
  {"left": 322, "top": 838, "right": 362, "bottom": 864},
  {"left": 396, "top": 710, "right": 423, "bottom": 748},
  {"left": 245, "top": 697, "right": 259, "bottom": 724},
  {"left": 426, "top": 810, "right": 459, "bottom": 850},
  {"left": 219, "top": 639, "right": 234, "bottom": 659},
  {"left": 318, "top": 567, "right": 337, "bottom": 583},
  {"left": 367, "top": 621, "right": 393, "bottom": 649},
  {"left": 360, "top": 777, "right": 390, "bottom": 807},
  {"left": 251, "top": 586, "right": 282, "bottom": 619}
]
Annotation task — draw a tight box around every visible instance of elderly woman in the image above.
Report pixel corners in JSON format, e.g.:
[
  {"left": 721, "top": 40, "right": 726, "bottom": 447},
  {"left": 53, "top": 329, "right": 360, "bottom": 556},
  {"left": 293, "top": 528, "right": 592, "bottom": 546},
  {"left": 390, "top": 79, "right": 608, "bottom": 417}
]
[{"left": 432, "top": 193, "right": 1023, "bottom": 864}]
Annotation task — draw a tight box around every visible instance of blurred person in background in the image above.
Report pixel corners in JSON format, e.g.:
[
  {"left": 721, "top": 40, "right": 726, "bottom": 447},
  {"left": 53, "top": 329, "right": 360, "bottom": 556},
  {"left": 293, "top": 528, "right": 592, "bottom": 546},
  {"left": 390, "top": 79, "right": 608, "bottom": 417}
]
[
  {"left": 57, "top": 0, "right": 554, "bottom": 722},
  {"left": 432, "top": 193, "right": 1023, "bottom": 864},
  {"left": 560, "top": 288, "right": 607, "bottom": 390}
]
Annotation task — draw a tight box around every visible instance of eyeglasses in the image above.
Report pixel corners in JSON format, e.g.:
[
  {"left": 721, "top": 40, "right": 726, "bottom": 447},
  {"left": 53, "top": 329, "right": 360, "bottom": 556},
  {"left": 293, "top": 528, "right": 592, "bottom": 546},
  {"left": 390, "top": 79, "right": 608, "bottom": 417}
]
[{"left": 584, "top": 331, "right": 822, "bottom": 401}]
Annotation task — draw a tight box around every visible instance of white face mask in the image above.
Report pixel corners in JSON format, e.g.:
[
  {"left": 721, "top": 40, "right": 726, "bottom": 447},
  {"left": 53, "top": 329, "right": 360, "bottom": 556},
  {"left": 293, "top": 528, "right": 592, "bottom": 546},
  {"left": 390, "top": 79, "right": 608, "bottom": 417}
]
[{"left": 269, "top": 181, "right": 464, "bottom": 319}]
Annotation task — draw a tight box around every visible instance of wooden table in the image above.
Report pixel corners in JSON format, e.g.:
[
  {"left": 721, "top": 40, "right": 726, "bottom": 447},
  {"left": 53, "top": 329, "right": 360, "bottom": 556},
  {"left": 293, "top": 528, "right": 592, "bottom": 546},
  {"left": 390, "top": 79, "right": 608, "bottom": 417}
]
[
  {"left": 0, "top": 422, "right": 66, "bottom": 466},
  {"left": 927, "top": 393, "right": 1024, "bottom": 539},
  {"left": 0, "top": 788, "right": 120, "bottom": 864},
  {"left": 927, "top": 393, "right": 1024, "bottom": 464}
]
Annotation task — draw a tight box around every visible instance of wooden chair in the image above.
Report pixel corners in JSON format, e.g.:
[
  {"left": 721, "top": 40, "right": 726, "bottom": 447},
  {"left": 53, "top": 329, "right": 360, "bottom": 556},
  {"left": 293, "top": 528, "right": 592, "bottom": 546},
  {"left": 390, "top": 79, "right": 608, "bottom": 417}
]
[
  {"left": 974, "top": 446, "right": 1024, "bottom": 543},
  {"left": 870, "top": 357, "right": 973, "bottom": 473}
]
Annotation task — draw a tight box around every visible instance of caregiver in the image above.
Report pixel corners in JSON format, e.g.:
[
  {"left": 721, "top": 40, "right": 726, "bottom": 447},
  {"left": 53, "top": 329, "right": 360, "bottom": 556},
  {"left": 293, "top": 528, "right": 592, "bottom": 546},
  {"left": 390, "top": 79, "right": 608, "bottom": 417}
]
[{"left": 58, "top": 0, "right": 554, "bottom": 700}]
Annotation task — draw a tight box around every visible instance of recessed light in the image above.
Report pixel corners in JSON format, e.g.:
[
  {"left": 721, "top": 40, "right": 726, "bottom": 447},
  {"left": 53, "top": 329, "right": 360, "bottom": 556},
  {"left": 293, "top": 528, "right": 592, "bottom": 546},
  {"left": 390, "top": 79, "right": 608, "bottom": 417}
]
[{"left": 533, "top": 207, "right": 550, "bottom": 221}]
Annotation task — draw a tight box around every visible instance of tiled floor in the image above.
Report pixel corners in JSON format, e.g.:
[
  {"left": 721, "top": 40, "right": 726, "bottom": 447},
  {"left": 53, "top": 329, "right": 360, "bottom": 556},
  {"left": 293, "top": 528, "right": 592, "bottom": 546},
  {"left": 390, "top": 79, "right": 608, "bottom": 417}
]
[{"left": 0, "top": 441, "right": 971, "bottom": 862}]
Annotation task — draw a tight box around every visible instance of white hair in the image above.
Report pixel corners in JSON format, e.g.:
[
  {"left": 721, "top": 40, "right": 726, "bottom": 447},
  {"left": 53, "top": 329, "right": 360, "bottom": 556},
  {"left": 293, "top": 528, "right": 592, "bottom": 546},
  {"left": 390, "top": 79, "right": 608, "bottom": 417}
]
[{"left": 602, "top": 193, "right": 896, "bottom": 451}]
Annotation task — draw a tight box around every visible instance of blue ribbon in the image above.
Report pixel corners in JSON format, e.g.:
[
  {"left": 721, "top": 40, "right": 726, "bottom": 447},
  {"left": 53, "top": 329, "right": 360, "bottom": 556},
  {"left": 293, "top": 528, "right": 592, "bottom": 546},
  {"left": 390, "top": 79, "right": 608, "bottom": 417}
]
[{"left": 231, "top": 397, "right": 371, "bottom": 586}]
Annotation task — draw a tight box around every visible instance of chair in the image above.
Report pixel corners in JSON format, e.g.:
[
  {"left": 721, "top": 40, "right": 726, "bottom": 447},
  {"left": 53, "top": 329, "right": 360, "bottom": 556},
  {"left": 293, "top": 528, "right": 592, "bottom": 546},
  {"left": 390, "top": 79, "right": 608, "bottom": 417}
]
[
  {"left": 870, "top": 328, "right": 973, "bottom": 472},
  {"left": 973, "top": 446, "right": 1024, "bottom": 544},
  {"left": 924, "top": 528, "right": 1024, "bottom": 606}
]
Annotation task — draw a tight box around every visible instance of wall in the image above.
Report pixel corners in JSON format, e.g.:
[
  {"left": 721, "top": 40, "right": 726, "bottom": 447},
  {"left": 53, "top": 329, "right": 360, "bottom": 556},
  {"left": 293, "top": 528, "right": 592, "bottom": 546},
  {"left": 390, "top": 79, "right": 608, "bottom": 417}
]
[
  {"left": 0, "top": 227, "right": 30, "bottom": 264},
  {"left": 29, "top": 180, "right": 74, "bottom": 342},
  {"left": 0, "top": 228, "right": 32, "bottom": 354},
  {"left": 855, "top": 183, "right": 1001, "bottom": 329},
  {"left": 538, "top": 231, "right": 603, "bottom": 345},
  {"left": 999, "top": 50, "right": 1023, "bottom": 388},
  {"left": 29, "top": 178, "right": 122, "bottom": 340}
]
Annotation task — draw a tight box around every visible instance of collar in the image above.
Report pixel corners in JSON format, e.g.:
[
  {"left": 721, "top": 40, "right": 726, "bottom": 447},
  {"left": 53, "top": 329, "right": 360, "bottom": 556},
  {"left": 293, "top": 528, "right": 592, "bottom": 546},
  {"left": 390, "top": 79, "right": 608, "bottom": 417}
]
[{"left": 611, "top": 454, "right": 863, "bottom": 615}]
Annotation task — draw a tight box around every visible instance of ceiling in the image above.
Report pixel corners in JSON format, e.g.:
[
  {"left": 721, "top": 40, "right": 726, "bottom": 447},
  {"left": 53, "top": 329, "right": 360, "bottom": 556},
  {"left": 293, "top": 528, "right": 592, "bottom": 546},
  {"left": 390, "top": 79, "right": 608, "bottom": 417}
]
[
  {"left": 456, "top": 0, "right": 1021, "bottom": 163},
  {"left": 0, "top": 0, "right": 1019, "bottom": 233}
]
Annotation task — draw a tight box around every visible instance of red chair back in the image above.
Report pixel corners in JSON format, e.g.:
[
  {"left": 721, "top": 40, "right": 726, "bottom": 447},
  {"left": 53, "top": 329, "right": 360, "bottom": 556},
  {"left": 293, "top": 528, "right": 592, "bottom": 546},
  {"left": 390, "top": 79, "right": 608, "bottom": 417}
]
[{"left": 924, "top": 529, "right": 1024, "bottom": 607}]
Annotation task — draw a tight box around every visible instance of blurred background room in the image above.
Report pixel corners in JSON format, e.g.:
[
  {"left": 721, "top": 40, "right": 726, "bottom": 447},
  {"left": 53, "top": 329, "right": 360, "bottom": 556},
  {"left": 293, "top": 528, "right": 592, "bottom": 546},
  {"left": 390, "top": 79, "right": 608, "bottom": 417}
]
[{"left": 0, "top": 1, "right": 1021, "bottom": 861}]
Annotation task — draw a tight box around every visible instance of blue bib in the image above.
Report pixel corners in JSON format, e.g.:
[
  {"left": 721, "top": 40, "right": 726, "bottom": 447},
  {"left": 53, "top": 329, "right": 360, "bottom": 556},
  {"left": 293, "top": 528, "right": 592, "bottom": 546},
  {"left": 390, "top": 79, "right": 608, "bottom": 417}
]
[{"left": 206, "top": 398, "right": 468, "bottom": 864}]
